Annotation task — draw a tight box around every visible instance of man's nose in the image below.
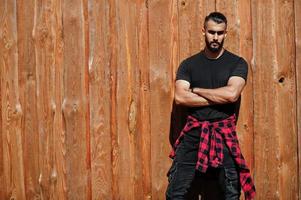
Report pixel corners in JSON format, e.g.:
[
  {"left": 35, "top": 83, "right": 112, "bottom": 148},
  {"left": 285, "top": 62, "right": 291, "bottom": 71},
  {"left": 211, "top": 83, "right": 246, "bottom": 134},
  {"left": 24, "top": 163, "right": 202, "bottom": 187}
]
[{"left": 213, "top": 33, "right": 218, "bottom": 40}]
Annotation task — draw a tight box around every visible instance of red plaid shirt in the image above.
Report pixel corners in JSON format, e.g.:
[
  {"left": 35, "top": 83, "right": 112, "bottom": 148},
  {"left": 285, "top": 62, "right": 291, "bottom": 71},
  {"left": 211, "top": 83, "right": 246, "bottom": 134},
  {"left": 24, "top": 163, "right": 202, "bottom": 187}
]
[{"left": 169, "top": 115, "right": 256, "bottom": 200}]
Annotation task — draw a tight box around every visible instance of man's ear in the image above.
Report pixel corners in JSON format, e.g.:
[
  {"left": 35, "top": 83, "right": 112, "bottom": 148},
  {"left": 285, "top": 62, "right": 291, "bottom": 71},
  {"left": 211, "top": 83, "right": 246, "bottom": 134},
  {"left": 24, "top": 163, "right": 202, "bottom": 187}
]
[
  {"left": 224, "top": 30, "right": 228, "bottom": 38},
  {"left": 202, "top": 27, "right": 205, "bottom": 36}
]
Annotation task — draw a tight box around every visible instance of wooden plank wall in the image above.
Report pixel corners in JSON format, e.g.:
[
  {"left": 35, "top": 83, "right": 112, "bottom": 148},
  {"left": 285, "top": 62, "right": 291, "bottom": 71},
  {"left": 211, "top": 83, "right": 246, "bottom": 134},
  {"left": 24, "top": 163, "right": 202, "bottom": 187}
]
[
  {"left": 252, "top": 1, "right": 298, "bottom": 199},
  {"left": 0, "top": 0, "right": 300, "bottom": 199},
  {"left": 295, "top": 0, "right": 301, "bottom": 199}
]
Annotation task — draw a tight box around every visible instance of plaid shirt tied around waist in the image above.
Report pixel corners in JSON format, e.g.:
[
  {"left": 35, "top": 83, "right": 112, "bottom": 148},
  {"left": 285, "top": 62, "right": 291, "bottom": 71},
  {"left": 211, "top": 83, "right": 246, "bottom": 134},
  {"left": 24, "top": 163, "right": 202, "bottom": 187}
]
[{"left": 169, "top": 115, "right": 256, "bottom": 200}]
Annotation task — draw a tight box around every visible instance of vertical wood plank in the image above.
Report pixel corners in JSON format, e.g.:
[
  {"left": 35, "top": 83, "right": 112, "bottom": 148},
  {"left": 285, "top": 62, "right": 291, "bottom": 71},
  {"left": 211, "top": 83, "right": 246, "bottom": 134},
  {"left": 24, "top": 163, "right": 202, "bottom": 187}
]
[
  {"left": 83, "top": 0, "right": 92, "bottom": 199},
  {"left": 106, "top": 0, "right": 119, "bottom": 199},
  {"left": 32, "top": 0, "right": 67, "bottom": 199},
  {"left": 113, "top": 1, "right": 135, "bottom": 198},
  {"left": 112, "top": 1, "right": 149, "bottom": 199},
  {"left": 294, "top": 0, "right": 301, "bottom": 199},
  {"left": 0, "top": 0, "right": 26, "bottom": 199},
  {"left": 0, "top": 1, "right": 6, "bottom": 199},
  {"left": 0, "top": 29, "right": 4, "bottom": 198},
  {"left": 61, "top": 0, "right": 90, "bottom": 199},
  {"left": 116, "top": 1, "right": 153, "bottom": 199},
  {"left": 237, "top": 0, "right": 254, "bottom": 158},
  {"left": 252, "top": 1, "right": 278, "bottom": 198},
  {"left": 88, "top": 0, "right": 113, "bottom": 199},
  {"left": 253, "top": 0, "right": 298, "bottom": 199},
  {"left": 50, "top": 0, "right": 66, "bottom": 199},
  {"left": 148, "top": 1, "right": 178, "bottom": 199},
  {"left": 32, "top": 0, "right": 56, "bottom": 198},
  {"left": 17, "top": 0, "right": 40, "bottom": 199},
  {"left": 236, "top": 1, "right": 255, "bottom": 199},
  {"left": 0, "top": 71, "right": 3, "bottom": 199},
  {"left": 136, "top": 0, "right": 152, "bottom": 198},
  {"left": 274, "top": 1, "right": 298, "bottom": 199}
]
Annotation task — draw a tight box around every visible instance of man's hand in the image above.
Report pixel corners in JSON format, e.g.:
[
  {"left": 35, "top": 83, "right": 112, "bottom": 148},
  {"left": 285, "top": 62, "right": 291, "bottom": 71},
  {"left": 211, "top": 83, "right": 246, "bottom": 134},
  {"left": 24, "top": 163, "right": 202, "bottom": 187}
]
[{"left": 192, "top": 76, "right": 246, "bottom": 104}]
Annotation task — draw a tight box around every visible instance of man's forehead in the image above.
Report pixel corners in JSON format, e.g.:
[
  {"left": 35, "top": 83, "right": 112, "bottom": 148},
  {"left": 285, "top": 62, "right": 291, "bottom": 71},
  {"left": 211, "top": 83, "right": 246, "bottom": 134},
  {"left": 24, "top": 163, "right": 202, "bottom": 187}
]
[{"left": 205, "top": 20, "right": 227, "bottom": 30}]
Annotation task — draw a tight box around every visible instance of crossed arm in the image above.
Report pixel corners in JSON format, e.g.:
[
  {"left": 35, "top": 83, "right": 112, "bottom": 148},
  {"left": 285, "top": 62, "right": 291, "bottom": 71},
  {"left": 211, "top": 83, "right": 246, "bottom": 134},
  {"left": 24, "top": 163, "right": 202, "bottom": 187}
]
[{"left": 174, "top": 76, "right": 246, "bottom": 107}]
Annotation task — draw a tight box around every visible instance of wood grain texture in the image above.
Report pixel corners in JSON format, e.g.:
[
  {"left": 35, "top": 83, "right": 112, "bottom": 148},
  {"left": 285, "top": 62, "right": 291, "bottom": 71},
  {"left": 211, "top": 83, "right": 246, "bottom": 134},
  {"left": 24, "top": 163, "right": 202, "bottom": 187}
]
[
  {"left": 236, "top": 0, "right": 254, "bottom": 169},
  {"left": 17, "top": 0, "right": 39, "bottom": 199},
  {"left": 0, "top": 0, "right": 26, "bottom": 199},
  {"left": 274, "top": 1, "right": 298, "bottom": 199},
  {"left": 253, "top": 0, "right": 298, "bottom": 199},
  {"left": 50, "top": 1, "right": 66, "bottom": 199},
  {"left": 148, "top": 0, "right": 178, "bottom": 199},
  {"left": 88, "top": 0, "right": 113, "bottom": 199},
  {"left": 62, "top": 0, "right": 90, "bottom": 199},
  {"left": 112, "top": 0, "right": 145, "bottom": 199},
  {"left": 236, "top": 1, "right": 255, "bottom": 200},
  {"left": 252, "top": 1, "right": 280, "bottom": 197},
  {"left": 105, "top": 0, "right": 119, "bottom": 199},
  {"left": 294, "top": 0, "right": 301, "bottom": 199},
  {"left": 32, "top": 0, "right": 58, "bottom": 198},
  {"left": 136, "top": 0, "right": 152, "bottom": 199},
  {"left": 0, "top": 66, "right": 3, "bottom": 199}
]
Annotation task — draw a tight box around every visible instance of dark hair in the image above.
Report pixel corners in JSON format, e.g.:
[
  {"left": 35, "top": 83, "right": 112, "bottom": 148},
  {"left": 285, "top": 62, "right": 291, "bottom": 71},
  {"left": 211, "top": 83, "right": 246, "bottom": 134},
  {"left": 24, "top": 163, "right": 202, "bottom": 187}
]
[{"left": 204, "top": 12, "right": 227, "bottom": 28}]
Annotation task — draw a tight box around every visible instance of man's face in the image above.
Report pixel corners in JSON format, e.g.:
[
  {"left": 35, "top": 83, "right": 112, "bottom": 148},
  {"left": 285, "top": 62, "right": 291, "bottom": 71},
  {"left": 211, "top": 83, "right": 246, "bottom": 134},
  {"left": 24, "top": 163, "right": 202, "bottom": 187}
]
[{"left": 203, "top": 20, "right": 227, "bottom": 53}]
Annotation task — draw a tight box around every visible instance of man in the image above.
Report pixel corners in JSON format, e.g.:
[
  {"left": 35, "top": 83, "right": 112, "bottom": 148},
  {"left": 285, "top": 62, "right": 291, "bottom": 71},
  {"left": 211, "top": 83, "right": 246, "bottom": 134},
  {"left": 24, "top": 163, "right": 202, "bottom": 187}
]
[{"left": 166, "top": 12, "right": 255, "bottom": 200}]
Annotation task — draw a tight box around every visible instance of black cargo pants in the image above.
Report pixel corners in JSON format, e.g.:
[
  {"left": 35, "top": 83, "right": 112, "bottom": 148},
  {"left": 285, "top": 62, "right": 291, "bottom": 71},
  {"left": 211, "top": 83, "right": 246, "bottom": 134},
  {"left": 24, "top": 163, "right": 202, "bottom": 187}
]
[{"left": 166, "top": 127, "right": 241, "bottom": 200}]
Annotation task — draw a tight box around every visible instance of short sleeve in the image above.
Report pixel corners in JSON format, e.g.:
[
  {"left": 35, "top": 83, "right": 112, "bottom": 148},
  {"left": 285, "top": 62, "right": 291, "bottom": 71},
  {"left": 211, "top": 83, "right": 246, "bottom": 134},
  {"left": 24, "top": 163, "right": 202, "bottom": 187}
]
[
  {"left": 176, "top": 60, "right": 191, "bottom": 82},
  {"left": 231, "top": 57, "right": 248, "bottom": 81}
]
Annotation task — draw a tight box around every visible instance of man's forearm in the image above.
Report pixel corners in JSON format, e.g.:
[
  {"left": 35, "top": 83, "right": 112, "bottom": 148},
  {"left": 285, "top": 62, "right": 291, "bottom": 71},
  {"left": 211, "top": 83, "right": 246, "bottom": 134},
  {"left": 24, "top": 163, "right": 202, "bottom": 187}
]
[
  {"left": 175, "top": 90, "right": 213, "bottom": 107},
  {"left": 192, "top": 86, "right": 239, "bottom": 104}
]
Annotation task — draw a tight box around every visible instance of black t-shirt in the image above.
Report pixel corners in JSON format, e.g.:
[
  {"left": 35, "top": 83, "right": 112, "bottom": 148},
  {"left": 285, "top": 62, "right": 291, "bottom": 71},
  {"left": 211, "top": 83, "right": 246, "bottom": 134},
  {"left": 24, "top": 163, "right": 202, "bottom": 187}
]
[{"left": 176, "top": 50, "right": 248, "bottom": 121}]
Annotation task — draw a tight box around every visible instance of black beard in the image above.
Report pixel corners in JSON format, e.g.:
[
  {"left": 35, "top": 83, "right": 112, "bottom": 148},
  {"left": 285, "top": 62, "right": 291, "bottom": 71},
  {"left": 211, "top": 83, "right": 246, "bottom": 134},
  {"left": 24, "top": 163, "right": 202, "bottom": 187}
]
[{"left": 205, "top": 38, "right": 224, "bottom": 53}]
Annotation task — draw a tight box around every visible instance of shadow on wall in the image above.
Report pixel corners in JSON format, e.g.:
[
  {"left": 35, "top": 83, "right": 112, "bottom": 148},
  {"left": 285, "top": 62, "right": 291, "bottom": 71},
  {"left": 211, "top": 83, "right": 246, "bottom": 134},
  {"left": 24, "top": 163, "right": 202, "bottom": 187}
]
[{"left": 169, "top": 101, "right": 189, "bottom": 146}]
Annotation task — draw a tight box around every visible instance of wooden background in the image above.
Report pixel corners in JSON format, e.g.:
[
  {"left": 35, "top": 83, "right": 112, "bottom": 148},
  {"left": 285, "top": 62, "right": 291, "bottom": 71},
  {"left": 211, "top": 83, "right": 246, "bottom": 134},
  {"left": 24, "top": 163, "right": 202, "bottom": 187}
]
[{"left": 0, "top": 0, "right": 300, "bottom": 199}]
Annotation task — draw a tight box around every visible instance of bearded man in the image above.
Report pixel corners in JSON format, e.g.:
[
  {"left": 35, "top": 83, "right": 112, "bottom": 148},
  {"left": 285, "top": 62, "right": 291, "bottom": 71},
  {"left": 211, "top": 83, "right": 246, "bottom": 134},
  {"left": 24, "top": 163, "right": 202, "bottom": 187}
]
[{"left": 166, "top": 12, "right": 256, "bottom": 200}]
